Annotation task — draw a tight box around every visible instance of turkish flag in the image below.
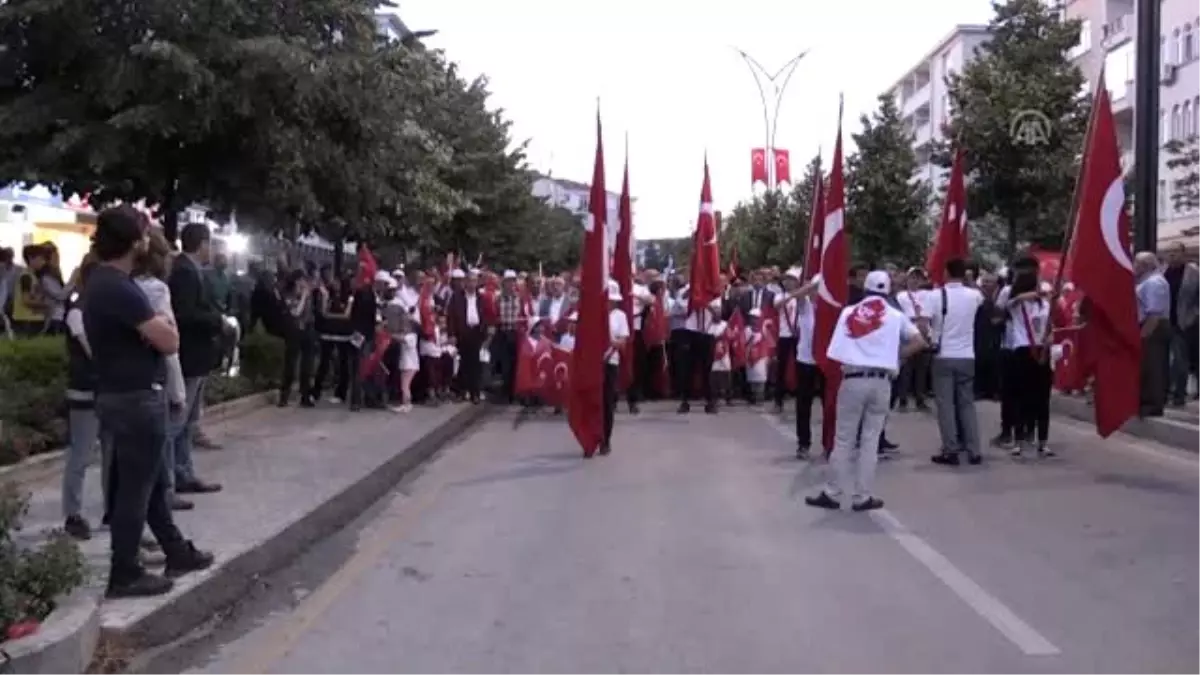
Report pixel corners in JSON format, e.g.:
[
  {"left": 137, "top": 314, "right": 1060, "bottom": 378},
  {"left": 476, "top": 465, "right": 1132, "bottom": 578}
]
[
  {"left": 614, "top": 146, "right": 635, "bottom": 391},
  {"left": 516, "top": 335, "right": 552, "bottom": 397},
  {"left": 354, "top": 245, "right": 378, "bottom": 291},
  {"left": 1052, "top": 325, "right": 1087, "bottom": 392},
  {"left": 814, "top": 105, "right": 849, "bottom": 456},
  {"left": 689, "top": 159, "right": 721, "bottom": 316},
  {"left": 727, "top": 308, "right": 747, "bottom": 370},
  {"left": 643, "top": 292, "right": 669, "bottom": 347},
  {"left": 773, "top": 149, "right": 791, "bottom": 185},
  {"left": 418, "top": 281, "right": 436, "bottom": 338},
  {"left": 568, "top": 110, "right": 611, "bottom": 458},
  {"left": 926, "top": 147, "right": 968, "bottom": 285},
  {"left": 804, "top": 162, "right": 825, "bottom": 282},
  {"left": 1064, "top": 73, "right": 1140, "bottom": 438},
  {"left": 748, "top": 326, "right": 775, "bottom": 366},
  {"left": 751, "top": 148, "right": 768, "bottom": 186},
  {"left": 542, "top": 346, "right": 572, "bottom": 408}
]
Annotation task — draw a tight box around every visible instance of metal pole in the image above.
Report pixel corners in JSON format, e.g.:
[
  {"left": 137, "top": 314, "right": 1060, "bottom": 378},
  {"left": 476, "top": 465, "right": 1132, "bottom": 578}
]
[
  {"left": 733, "top": 48, "right": 810, "bottom": 191},
  {"left": 1133, "top": 0, "right": 1161, "bottom": 252}
]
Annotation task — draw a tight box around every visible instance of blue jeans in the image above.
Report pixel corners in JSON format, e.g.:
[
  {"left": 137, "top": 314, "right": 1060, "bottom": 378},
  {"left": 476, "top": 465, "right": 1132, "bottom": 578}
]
[
  {"left": 168, "top": 376, "right": 206, "bottom": 486},
  {"left": 62, "top": 404, "right": 110, "bottom": 519},
  {"left": 95, "top": 388, "right": 185, "bottom": 583}
]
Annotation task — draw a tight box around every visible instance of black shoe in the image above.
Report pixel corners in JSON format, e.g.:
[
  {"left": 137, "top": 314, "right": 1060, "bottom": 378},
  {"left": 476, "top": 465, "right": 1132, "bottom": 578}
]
[
  {"left": 64, "top": 515, "right": 91, "bottom": 540},
  {"left": 796, "top": 446, "right": 810, "bottom": 460},
  {"left": 879, "top": 437, "right": 899, "bottom": 451},
  {"left": 773, "top": 403, "right": 784, "bottom": 414},
  {"left": 1037, "top": 443, "right": 1055, "bottom": 458},
  {"left": 164, "top": 541, "right": 215, "bottom": 579},
  {"left": 915, "top": 402, "right": 931, "bottom": 413},
  {"left": 106, "top": 572, "right": 174, "bottom": 598},
  {"left": 599, "top": 442, "right": 612, "bottom": 456},
  {"left": 628, "top": 404, "right": 640, "bottom": 415},
  {"left": 852, "top": 496, "right": 885, "bottom": 512},
  {"left": 967, "top": 454, "right": 983, "bottom": 465},
  {"left": 170, "top": 497, "right": 195, "bottom": 511},
  {"left": 931, "top": 453, "right": 960, "bottom": 466},
  {"left": 101, "top": 513, "right": 110, "bottom": 527},
  {"left": 276, "top": 397, "right": 289, "bottom": 408},
  {"left": 804, "top": 492, "right": 841, "bottom": 510},
  {"left": 991, "top": 433, "right": 1013, "bottom": 449},
  {"left": 300, "top": 397, "right": 316, "bottom": 408},
  {"left": 704, "top": 402, "right": 717, "bottom": 414},
  {"left": 677, "top": 401, "right": 690, "bottom": 414},
  {"left": 176, "top": 479, "right": 223, "bottom": 494}
]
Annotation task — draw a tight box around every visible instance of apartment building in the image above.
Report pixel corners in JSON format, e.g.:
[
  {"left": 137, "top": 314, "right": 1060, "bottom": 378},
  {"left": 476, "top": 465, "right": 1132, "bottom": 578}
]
[
  {"left": 1065, "top": 0, "right": 1200, "bottom": 250},
  {"left": 884, "top": 25, "right": 993, "bottom": 188}
]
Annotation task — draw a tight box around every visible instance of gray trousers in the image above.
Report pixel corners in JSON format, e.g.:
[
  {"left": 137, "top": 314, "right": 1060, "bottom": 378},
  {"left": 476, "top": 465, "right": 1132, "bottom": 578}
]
[
  {"left": 824, "top": 375, "right": 891, "bottom": 504},
  {"left": 932, "top": 358, "right": 981, "bottom": 456}
]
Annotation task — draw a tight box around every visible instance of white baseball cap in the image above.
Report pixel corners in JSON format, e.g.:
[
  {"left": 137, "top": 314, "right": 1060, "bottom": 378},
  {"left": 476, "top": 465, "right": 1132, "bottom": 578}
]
[
  {"left": 449, "top": 269, "right": 466, "bottom": 279},
  {"left": 373, "top": 271, "right": 391, "bottom": 283},
  {"left": 503, "top": 269, "right": 518, "bottom": 279},
  {"left": 865, "top": 270, "right": 891, "bottom": 295},
  {"left": 785, "top": 266, "right": 803, "bottom": 279},
  {"left": 749, "top": 307, "right": 762, "bottom": 317}
]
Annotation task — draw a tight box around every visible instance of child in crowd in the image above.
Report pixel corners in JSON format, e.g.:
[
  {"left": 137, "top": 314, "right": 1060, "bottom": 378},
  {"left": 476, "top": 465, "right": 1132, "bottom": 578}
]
[
  {"left": 419, "top": 313, "right": 444, "bottom": 404},
  {"left": 744, "top": 308, "right": 768, "bottom": 404},
  {"left": 558, "top": 312, "right": 578, "bottom": 351},
  {"left": 709, "top": 317, "right": 730, "bottom": 404}
]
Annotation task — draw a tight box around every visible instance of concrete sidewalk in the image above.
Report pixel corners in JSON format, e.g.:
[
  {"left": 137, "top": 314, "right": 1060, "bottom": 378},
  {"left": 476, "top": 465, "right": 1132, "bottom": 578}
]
[{"left": 5, "top": 400, "right": 489, "bottom": 672}]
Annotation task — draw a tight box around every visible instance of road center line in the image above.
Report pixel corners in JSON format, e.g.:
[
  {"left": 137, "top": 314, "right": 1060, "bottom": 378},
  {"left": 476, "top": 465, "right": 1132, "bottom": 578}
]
[
  {"left": 869, "top": 508, "right": 1061, "bottom": 656},
  {"left": 761, "top": 409, "right": 1062, "bottom": 657}
]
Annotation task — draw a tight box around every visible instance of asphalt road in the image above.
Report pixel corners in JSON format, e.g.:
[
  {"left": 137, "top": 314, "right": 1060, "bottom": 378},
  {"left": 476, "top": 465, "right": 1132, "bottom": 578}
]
[{"left": 154, "top": 400, "right": 1198, "bottom": 674}]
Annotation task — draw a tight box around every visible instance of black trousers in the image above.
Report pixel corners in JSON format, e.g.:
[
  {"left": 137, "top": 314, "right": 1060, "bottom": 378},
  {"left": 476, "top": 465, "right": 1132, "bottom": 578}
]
[
  {"left": 998, "top": 349, "right": 1018, "bottom": 437},
  {"left": 775, "top": 336, "right": 799, "bottom": 405},
  {"left": 280, "top": 330, "right": 317, "bottom": 403},
  {"left": 456, "top": 328, "right": 485, "bottom": 401},
  {"left": 676, "top": 330, "right": 715, "bottom": 405},
  {"left": 1010, "top": 346, "right": 1051, "bottom": 443},
  {"left": 974, "top": 344, "right": 1001, "bottom": 400},
  {"left": 1140, "top": 322, "right": 1171, "bottom": 414},
  {"left": 667, "top": 329, "right": 688, "bottom": 397},
  {"left": 794, "top": 361, "right": 822, "bottom": 449},
  {"left": 492, "top": 329, "right": 519, "bottom": 402},
  {"left": 603, "top": 363, "right": 618, "bottom": 444},
  {"left": 628, "top": 331, "right": 649, "bottom": 405},
  {"left": 96, "top": 390, "right": 185, "bottom": 584},
  {"left": 897, "top": 350, "right": 930, "bottom": 406},
  {"left": 312, "top": 338, "right": 353, "bottom": 401}
]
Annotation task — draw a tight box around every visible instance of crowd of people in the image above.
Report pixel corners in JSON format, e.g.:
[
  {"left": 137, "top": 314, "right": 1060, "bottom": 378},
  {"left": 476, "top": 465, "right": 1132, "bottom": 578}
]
[{"left": 0, "top": 201, "right": 1195, "bottom": 596}]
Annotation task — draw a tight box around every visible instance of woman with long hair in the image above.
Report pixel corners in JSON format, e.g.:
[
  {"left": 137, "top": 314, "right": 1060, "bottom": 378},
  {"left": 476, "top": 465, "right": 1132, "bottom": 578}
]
[
  {"left": 279, "top": 268, "right": 317, "bottom": 407},
  {"left": 998, "top": 265, "right": 1054, "bottom": 457}
]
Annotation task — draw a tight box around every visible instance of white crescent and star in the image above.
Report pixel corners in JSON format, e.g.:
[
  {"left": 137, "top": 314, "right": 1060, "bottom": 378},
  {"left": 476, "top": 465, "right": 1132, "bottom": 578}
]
[
  {"left": 1100, "top": 177, "right": 1133, "bottom": 272},
  {"left": 553, "top": 363, "right": 569, "bottom": 385},
  {"left": 818, "top": 208, "right": 845, "bottom": 308}
]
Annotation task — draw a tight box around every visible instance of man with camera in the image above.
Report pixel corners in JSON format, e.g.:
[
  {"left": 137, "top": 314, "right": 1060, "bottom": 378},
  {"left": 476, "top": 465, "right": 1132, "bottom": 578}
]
[{"left": 925, "top": 258, "right": 986, "bottom": 466}]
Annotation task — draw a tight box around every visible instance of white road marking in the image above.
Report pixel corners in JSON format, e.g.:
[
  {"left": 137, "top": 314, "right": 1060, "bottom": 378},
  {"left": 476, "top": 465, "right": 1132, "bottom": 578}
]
[
  {"left": 762, "top": 409, "right": 1062, "bottom": 657},
  {"left": 870, "top": 508, "right": 1061, "bottom": 656}
]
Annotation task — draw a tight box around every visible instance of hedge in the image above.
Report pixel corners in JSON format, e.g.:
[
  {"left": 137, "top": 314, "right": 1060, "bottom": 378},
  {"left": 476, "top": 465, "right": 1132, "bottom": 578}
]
[{"left": 0, "top": 331, "right": 285, "bottom": 466}]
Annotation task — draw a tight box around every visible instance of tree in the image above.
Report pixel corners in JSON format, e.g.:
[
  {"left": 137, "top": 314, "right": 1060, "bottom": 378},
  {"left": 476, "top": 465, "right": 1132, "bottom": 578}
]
[
  {"left": 845, "top": 93, "right": 931, "bottom": 266},
  {"left": 937, "top": 0, "right": 1089, "bottom": 256},
  {"left": 1165, "top": 135, "right": 1200, "bottom": 216}
]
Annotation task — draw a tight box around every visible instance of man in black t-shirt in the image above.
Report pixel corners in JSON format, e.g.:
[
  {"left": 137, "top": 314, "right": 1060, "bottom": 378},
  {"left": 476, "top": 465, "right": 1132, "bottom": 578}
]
[{"left": 83, "top": 206, "right": 213, "bottom": 598}]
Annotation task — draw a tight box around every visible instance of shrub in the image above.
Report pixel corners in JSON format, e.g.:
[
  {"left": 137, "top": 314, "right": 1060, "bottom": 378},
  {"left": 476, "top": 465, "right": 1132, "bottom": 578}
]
[
  {"left": 0, "top": 482, "right": 86, "bottom": 641},
  {"left": 238, "top": 330, "right": 285, "bottom": 390}
]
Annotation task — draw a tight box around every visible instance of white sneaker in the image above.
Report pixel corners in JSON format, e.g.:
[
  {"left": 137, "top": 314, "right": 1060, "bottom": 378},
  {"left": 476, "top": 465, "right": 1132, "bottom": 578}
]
[
  {"left": 389, "top": 405, "right": 405, "bottom": 414},
  {"left": 329, "top": 397, "right": 343, "bottom": 405},
  {"left": 400, "top": 403, "right": 413, "bottom": 413}
]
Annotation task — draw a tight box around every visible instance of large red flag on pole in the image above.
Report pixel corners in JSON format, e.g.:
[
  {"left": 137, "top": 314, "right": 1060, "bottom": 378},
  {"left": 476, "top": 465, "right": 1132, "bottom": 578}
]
[
  {"left": 803, "top": 155, "right": 825, "bottom": 282},
  {"left": 814, "top": 98, "right": 849, "bottom": 456},
  {"left": 568, "top": 108, "right": 610, "bottom": 458},
  {"left": 688, "top": 157, "right": 721, "bottom": 317},
  {"left": 926, "top": 147, "right": 968, "bottom": 285},
  {"left": 614, "top": 134, "right": 636, "bottom": 391},
  {"left": 1064, "top": 72, "right": 1140, "bottom": 437}
]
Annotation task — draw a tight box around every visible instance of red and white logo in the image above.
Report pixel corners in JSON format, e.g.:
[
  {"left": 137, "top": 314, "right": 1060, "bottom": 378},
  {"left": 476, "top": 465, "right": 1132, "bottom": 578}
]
[{"left": 845, "top": 297, "right": 887, "bottom": 339}]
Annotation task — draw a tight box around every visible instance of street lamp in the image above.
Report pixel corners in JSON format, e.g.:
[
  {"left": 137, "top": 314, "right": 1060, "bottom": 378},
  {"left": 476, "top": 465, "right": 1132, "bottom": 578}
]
[
  {"left": 1133, "top": 0, "right": 1161, "bottom": 252},
  {"left": 733, "top": 47, "right": 810, "bottom": 191}
]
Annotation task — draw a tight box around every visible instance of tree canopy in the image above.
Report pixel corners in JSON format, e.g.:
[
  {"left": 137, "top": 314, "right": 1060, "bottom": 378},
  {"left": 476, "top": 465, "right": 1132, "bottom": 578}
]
[
  {"left": 0, "top": 0, "right": 566, "bottom": 267},
  {"left": 937, "top": 0, "right": 1089, "bottom": 255},
  {"left": 846, "top": 93, "right": 931, "bottom": 266}
]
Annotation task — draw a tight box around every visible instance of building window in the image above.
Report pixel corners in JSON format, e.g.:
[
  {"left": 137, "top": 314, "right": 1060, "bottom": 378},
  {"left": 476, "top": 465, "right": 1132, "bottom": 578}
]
[
  {"left": 1173, "top": 28, "right": 1182, "bottom": 64},
  {"left": 1194, "top": 96, "right": 1200, "bottom": 136},
  {"left": 1162, "top": 108, "right": 1169, "bottom": 144},
  {"left": 1185, "top": 101, "right": 1194, "bottom": 141},
  {"left": 1185, "top": 23, "right": 1196, "bottom": 62},
  {"left": 1159, "top": 179, "right": 1169, "bottom": 215},
  {"left": 1172, "top": 105, "right": 1182, "bottom": 139}
]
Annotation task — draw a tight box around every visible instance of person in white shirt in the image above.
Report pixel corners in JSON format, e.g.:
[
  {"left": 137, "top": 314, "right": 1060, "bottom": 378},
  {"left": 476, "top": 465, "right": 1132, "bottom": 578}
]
[
  {"left": 785, "top": 272, "right": 821, "bottom": 458},
  {"left": 806, "top": 270, "right": 927, "bottom": 512},
  {"left": 772, "top": 267, "right": 803, "bottom": 411},
  {"left": 995, "top": 264, "right": 1053, "bottom": 457},
  {"left": 626, "top": 273, "right": 656, "bottom": 414},
  {"left": 709, "top": 318, "right": 731, "bottom": 401},
  {"left": 924, "top": 259, "right": 986, "bottom": 465},
  {"left": 673, "top": 283, "right": 724, "bottom": 414},
  {"left": 894, "top": 267, "right": 932, "bottom": 411},
  {"left": 602, "top": 283, "right": 630, "bottom": 457},
  {"left": 744, "top": 308, "right": 768, "bottom": 400},
  {"left": 558, "top": 312, "right": 577, "bottom": 351}
]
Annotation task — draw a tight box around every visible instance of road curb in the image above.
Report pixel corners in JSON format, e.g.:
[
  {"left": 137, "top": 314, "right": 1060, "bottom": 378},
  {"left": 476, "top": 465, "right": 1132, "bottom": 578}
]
[
  {"left": 0, "top": 391, "right": 272, "bottom": 488},
  {"left": 95, "top": 402, "right": 493, "bottom": 656},
  {"left": 2, "top": 586, "right": 103, "bottom": 674},
  {"left": 1050, "top": 395, "right": 1198, "bottom": 452}
]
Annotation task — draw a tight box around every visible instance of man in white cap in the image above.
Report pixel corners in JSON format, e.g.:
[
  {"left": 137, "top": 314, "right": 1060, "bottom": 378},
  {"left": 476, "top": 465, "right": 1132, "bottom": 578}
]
[
  {"left": 446, "top": 267, "right": 488, "bottom": 403},
  {"left": 806, "top": 270, "right": 926, "bottom": 512},
  {"left": 601, "top": 280, "right": 631, "bottom": 456}
]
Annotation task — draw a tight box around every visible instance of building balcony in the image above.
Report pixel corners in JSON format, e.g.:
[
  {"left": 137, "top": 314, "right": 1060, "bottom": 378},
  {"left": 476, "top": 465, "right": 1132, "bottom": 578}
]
[
  {"left": 901, "top": 81, "right": 932, "bottom": 115},
  {"left": 1102, "top": 13, "right": 1132, "bottom": 51},
  {"left": 912, "top": 120, "right": 933, "bottom": 147}
]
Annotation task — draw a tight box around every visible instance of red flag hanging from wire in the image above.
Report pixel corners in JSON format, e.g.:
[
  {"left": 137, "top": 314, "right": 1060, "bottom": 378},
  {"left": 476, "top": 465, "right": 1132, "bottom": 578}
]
[
  {"left": 568, "top": 108, "right": 611, "bottom": 458},
  {"left": 751, "top": 148, "right": 768, "bottom": 186}
]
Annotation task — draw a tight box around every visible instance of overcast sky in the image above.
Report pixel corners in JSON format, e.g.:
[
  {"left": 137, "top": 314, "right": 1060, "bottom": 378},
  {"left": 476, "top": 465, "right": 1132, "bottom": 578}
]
[{"left": 397, "top": 0, "right": 994, "bottom": 240}]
